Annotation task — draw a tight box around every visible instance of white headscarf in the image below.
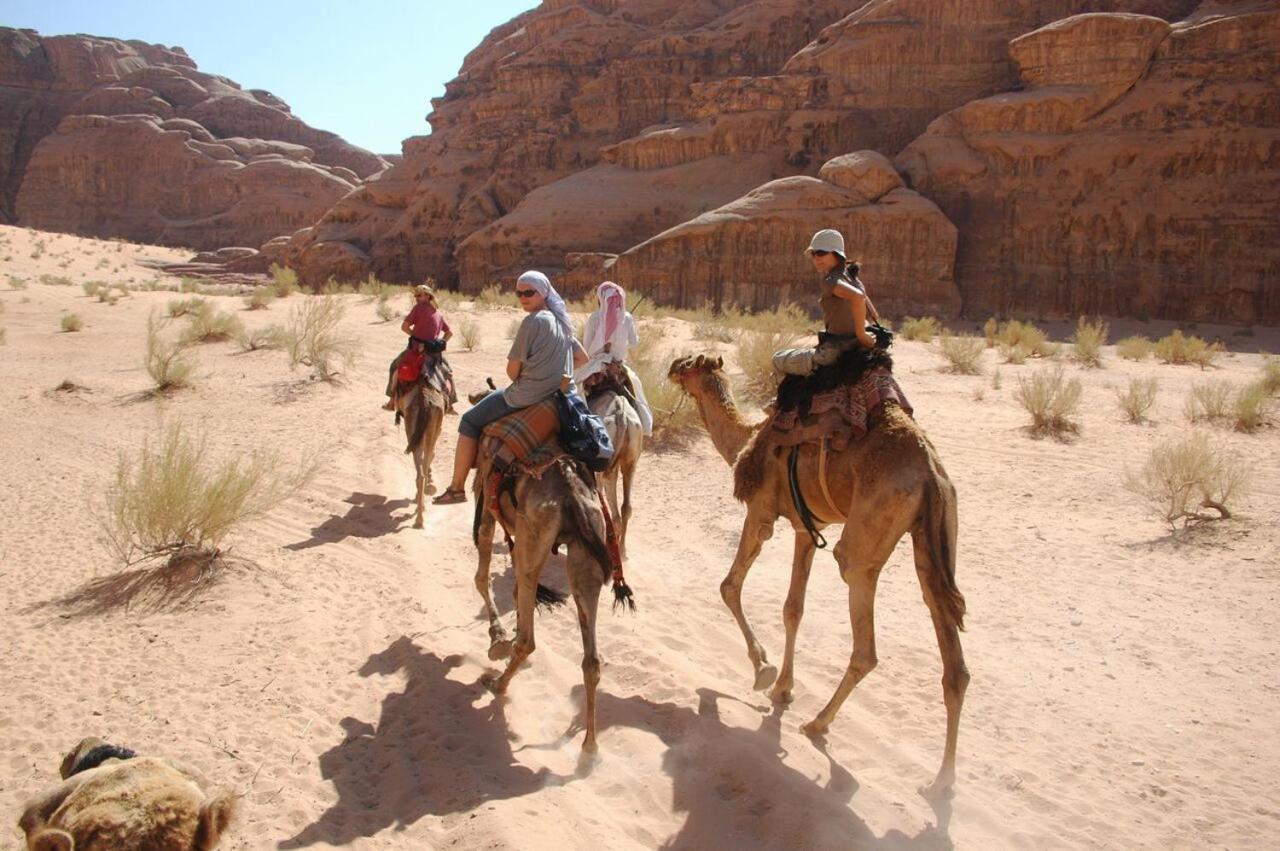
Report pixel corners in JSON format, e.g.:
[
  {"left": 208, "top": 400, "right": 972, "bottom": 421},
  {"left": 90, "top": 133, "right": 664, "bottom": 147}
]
[{"left": 517, "top": 270, "right": 573, "bottom": 338}]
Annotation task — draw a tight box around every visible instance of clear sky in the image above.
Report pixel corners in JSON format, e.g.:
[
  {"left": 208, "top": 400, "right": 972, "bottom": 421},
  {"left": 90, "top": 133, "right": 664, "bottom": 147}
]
[{"left": 3, "top": 0, "right": 540, "bottom": 156}]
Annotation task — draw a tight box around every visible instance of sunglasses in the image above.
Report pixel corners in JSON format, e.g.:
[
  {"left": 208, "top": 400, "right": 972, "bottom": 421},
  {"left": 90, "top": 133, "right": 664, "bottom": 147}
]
[
  {"left": 810, "top": 250, "right": 831, "bottom": 257},
  {"left": 515, "top": 289, "right": 538, "bottom": 298}
]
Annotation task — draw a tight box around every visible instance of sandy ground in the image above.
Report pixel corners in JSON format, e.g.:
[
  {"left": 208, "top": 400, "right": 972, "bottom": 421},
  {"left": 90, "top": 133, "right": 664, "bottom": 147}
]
[{"left": 1, "top": 222, "right": 1278, "bottom": 850}]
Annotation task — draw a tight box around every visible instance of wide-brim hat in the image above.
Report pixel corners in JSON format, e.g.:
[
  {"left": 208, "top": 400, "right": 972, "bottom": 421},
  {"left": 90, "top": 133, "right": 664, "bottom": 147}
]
[
  {"left": 413, "top": 284, "right": 435, "bottom": 298},
  {"left": 806, "top": 228, "right": 846, "bottom": 258}
]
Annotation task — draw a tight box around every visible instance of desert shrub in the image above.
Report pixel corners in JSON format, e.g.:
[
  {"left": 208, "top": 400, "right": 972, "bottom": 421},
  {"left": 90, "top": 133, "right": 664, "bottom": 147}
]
[
  {"left": 181, "top": 302, "right": 243, "bottom": 344},
  {"left": 374, "top": 295, "right": 400, "bottom": 323},
  {"left": 81, "top": 280, "right": 100, "bottom": 297},
  {"left": 178, "top": 277, "right": 204, "bottom": 293},
  {"left": 628, "top": 327, "right": 698, "bottom": 438},
  {"left": 728, "top": 302, "right": 814, "bottom": 335},
  {"left": 1071, "top": 317, "right": 1108, "bottom": 367},
  {"left": 1183, "top": 380, "right": 1232, "bottom": 423},
  {"left": 1260, "top": 359, "right": 1280, "bottom": 395},
  {"left": 1232, "top": 381, "right": 1271, "bottom": 432},
  {"left": 283, "top": 295, "right": 357, "bottom": 380},
  {"left": 1115, "top": 376, "right": 1158, "bottom": 423},
  {"left": 1124, "top": 432, "right": 1248, "bottom": 528},
  {"left": 982, "top": 317, "right": 999, "bottom": 347},
  {"left": 992, "top": 367, "right": 1002, "bottom": 390},
  {"left": 244, "top": 288, "right": 275, "bottom": 311},
  {"left": 145, "top": 312, "right": 195, "bottom": 391},
  {"left": 97, "top": 286, "right": 119, "bottom": 304},
  {"left": 10, "top": 275, "right": 29, "bottom": 290},
  {"left": 167, "top": 297, "right": 206, "bottom": 318},
  {"left": 61, "top": 313, "right": 83, "bottom": 332},
  {"left": 737, "top": 330, "right": 799, "bottom": 402},
  {"left": 235, "top": 323, "right": 287, "bottom": 352},
  {"left": 1116, "top": 335, "right": 1154, "bottom": 361},
  {"left": 995, "top": 320, "right": 1054, "bottom": 361},
  {"left": 40, "top": 274, "right": 74, "bottom": 286},
  {"left": 900, "top": 316, "right": 941, "bottom": 343},
  {"left": 694, "top": 320, "right": 737, "bottom": 343},
  {"left": 459, "top": 316, "right": 482, "bottom": 351},
  {"left": 270, "top": 263, "right": 298, "bottom": 298},
  {"left": 1154, "top": 330, "right": 1219, "bottom": 369},
  {"left": 474, "top": 283, "right": 505, "bottom": 309},
  {"left": 102, "top": 424, "right": 316, "bottom": 566},
  {"left": 0, "top": 327, "right": 6, "bottom": 345},
  {"left": 1015, "top": 363, "right": 1082, "bottom": 434},
  {"left": 938, "top": 332, "right": 984, "bottom": 374}
]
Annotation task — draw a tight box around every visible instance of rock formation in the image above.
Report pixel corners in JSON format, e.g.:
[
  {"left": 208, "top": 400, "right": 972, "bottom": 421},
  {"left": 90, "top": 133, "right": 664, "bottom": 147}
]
[{"left": 0, "top": 28, "right": 386, "bottom": 249}]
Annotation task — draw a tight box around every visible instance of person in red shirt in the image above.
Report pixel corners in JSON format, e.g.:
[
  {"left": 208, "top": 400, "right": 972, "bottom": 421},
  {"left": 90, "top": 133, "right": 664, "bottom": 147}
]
[{"left": 383, "top": 284, "right": 454, "bottom": 410}]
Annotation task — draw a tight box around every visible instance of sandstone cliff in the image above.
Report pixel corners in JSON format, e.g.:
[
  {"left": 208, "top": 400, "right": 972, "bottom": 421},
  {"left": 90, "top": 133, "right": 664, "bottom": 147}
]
[{"left": 0, "top": 28, "right": 386, "bottom": 249}]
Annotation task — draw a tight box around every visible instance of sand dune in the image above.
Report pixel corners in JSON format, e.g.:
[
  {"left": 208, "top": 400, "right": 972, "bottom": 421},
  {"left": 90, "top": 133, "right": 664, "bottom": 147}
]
[{"left": 2, "top": 223, "right": 1278, "bottom": 849}]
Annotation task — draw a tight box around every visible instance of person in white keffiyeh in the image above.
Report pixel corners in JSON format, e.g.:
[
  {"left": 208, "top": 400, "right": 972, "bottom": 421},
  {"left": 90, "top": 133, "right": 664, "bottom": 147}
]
[{"left": 574, "top": 281, "right": 653, "bottom": 435}]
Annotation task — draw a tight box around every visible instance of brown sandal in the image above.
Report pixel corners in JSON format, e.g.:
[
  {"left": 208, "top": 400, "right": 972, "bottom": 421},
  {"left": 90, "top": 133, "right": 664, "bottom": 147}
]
[{"left": 431, "top": 488, "right": 467, "bottom": 505}]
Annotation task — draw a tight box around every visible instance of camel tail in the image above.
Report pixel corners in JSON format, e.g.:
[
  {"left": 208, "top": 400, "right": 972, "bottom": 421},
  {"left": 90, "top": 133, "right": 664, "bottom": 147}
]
[
  {"left": 920, "top": 466, "right": 966, "bottom": 631},
  {"left": 536, "top": 583, "right": 569, "bottom": 608}
]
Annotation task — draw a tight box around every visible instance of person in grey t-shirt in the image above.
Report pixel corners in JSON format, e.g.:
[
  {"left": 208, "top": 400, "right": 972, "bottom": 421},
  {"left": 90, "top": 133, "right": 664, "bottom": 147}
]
[{"left": 433, "top": 270, "right": 587, "bottom": 505}]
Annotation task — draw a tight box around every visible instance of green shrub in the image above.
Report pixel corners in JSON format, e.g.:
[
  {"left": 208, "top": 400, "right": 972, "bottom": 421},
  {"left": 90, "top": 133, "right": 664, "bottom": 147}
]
[
  {"left": 1116, "top": 335, "right": 1153, "bottom": 361},
  {"left": 236, "top": 323, "right": 287, "bottom": 352},
  {"left": 145, "top": 312, "right": 195, "bottom": 391},
  {"left": 1015, "top": 364, "right": 1082, "bottom": 434},
  {"left": 1115, "top": 377, "right": 1157, "bottom": 423},
  {"left": 1183, "top": 380, "right": 1232, "bottom": 423},
  {"left": 1124, "top": 432, "right": 1248, "bottom": 528},
  {"left": 939, "top": 332, "right": 984, "bottom": 374},
  {"left": 283, "top": 295, "right": 357, "bottom": 380},
  {"left": 244, "top": 288, "right": 275, "bottom": 311},
  {"left": 40, "top": 274, "right": 73, "bottom": 286},
  {"left": 1071, "top": 317, "right": 1108, "bottom": 367},
  {"left": 900, "top": 316, "right": 941, "bottom": 343},
  {"left": 167, "top": 297, "right": 206, "bottom": 318},
  {"left": 181, "top": 303, "right": 243, "bottom": 344},
  {"left": 61, "top": 313, "right": 83, "bottom": 332},
  {"left": 996, "top": 320, "right": 1054, "bottom": 360},
  {"left": 1154, "top": 330, "right": 1219, "bottom": 369},
  {"left": 270, "top": 263, "right": 298, "bottom": 298},
  {"left": 1233, "top": 381, "right": 1271, "bottom": 432},
  {"left": 737, "top": 330, "right": 800, "bottom": 402},
  {"left": 1260, "top": 359, "right": 1280, "bottom": 395},
  {"left": 83, "top": 282, "right": 102, "bottom": 298}
]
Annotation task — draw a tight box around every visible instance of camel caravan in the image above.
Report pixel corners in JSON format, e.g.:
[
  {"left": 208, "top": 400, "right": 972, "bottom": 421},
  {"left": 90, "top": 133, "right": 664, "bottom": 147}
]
[{"left": 18, "top": 230, "right": 968, "bottom": 848}]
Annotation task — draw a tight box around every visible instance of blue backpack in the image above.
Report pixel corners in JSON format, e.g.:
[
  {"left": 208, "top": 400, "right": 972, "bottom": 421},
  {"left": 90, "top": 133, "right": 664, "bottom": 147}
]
[{"left": 557, "top": 390, "right": 615, "bottom": 472}]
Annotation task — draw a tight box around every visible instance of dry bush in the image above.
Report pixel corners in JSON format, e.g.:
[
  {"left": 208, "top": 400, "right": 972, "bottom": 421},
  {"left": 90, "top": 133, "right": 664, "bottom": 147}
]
[
  {"left": 320, "top": 278, "right": 355, "bottom": 295},
  {"left": 1071, "top": 317, "right": 1108, "bottom": 367},
  {"left": 167, "top": 296, "right": 206, "bottom": 318},
  {"left": 145, "top": 312, "right": 195, "bottom": 391},
  {"left": 629, "top": 327, "right": 698, "bottom": 438},
  {"left": 375, "top": 295, "right": 400, "bottom": 323},
  {"left": 938, "top": 332, "right": 984, "bottom": 374},
  {"left": 244, "top": 288, "right": 275, "bottom": 311},
  {"left": 181, "top": 302, "right": 244, "bottom": 344},
  {"left": 727, "top": 302, "right": 814, "bottom": 335},
  {"left": 693, "top": 320, "right": 737, "bottom": 343},
  {"left": 1015, "top": 363, "right": 1082, "bottom": 435},
  {"left": 283, "top": 295, "right": 358, "bottom": 380},
  {"left": 40, "top": 274, "right": 74, "bottom": 286},
  {"left": 474, "top": 284, "right": 506, "bottom": 309},
  {"left": 1124, "top": 432, "right": 1249, "bottom": 528},
  {"left": 82, "top": 280, "right": 101, "bottom": 297},
  {"left": 459, "top": 316, "right": 482, "bottom": 351},
  {"left": 0, "top": 327, "right": 6, "bottom": 345},
  {"left": 236, "top": 323, "right": 287, "bottom": 352},
  {"left": 736, "top": 330, "right": 798, "bottom": 402},
  {"left": 992, "top": 367, "right": 1002, "bottom": 390},
  {"left": 1116, "top": 335, "right": 1153, "bottom": 361},
  {"left": 10, "top": 274, "right": 29, "bottom": 290},
  {"left": 178, "top": 277, "right": 204, "bottom": 293},
  {"left": 97, "top": 286, "right": 120, "bottom": 305},
  {"left": 996, "top": 320, "right": 1054, "bottom": 362},
  {"left": 1183, "top": 380, "right": 1232, "bottom": 423},
  {"left": 102, "top": 424, "right": 316, "bottom": 567},
  {"left": 1154, "top": 330, "right": 1219, "bottom": 369},
  {"left": 357, "top": 275, "right": 394, "bottom": 301},
  {"left": 270, "top": 263, "right": 298, "bottom": 298},
  {"left": 982, "top": 317, "right": 999, "bottom": 347},
  {"left": 900, "top": 316, "right": 941, "bottom": 343},
  {"left": 1260, "top": 359, "right": 1280, "bottom": 395},
  {"left": 1115, "top": 376, "right": 1157, "bottom": 423},
  {"left": 61, "top": 313, "right": 83, "bottom": 332},
  {"left": 1233, "top": 381, "right": 1271, "bottom": 432}
]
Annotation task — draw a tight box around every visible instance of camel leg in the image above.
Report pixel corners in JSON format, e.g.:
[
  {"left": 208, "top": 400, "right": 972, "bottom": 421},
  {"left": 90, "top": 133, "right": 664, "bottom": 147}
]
[
  {"left": 914, "top": 536, "right": 969, "bottom": 798},
  {"left": 489, "top": 520, "right": 556, "bottom": 694},
  {"left": 618, "top": 455, "right": 636, "bottom": 559},
  {"left": 474, "top": 509, "right": 511, "bottom": 659},
  {"left": 770, "top": 534, "right": 817, "bottom": 704},
  {"left": 802, "top": 528, "right": 894, "bottom": 737},
  {"left": 422, "top": 405, "right": 442, "bottom": 497},
  {"left": 721, "top": 511, "right": 777, "bottom": 691},
  {"left": 602, "top": 466, "right": 622, "bottom": 559},
  {"left": 567, "top": 548, "right": 605, "bottom": 754},
  {"left": 411, "top": 444, "right": 426, "bottom": 529}
]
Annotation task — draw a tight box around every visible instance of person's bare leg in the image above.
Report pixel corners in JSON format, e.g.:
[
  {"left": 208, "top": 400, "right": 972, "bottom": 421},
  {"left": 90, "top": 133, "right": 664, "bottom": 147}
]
[{"left": 446, "top": 435, "right": 478, "bottom": 492}]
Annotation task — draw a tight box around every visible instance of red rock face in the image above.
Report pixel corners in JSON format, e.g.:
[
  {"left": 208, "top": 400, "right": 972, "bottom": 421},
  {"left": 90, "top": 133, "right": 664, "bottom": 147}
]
[
  {"left": 0, "top": 28, "right": 386, "bottom": 249},
  {"left": 897, "top": 3, "right": 1280, "bottom": 324}
]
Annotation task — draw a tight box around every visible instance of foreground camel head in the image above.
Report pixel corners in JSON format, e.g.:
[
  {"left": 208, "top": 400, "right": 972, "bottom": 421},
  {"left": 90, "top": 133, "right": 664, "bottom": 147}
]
[
  {"left": 20, "top": 740, "right": 236, "bottom": 850},
  {"left": 667, "top": 354, "right": 724, "bottom": 395}
]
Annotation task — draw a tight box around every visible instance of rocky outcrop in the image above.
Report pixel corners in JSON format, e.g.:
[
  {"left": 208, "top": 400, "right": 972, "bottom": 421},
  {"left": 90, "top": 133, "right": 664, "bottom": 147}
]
[
  {"left": 0, "top": 28, "right": 386, "bottom": 248},
  {"left": 609, "top": 154, "right": 959, "bottom": 317},
  {"left": 896, "top": 3, "right": 1280, "bottom": 324}
]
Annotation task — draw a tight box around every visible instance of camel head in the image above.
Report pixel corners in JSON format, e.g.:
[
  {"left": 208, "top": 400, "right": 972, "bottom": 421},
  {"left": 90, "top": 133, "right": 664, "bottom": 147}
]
[{"left": 667, "top": 354, "right": 725, "bottom": 397}]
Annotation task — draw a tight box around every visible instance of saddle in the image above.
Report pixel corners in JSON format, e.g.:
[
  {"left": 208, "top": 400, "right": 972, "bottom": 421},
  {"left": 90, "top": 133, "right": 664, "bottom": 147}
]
[{"left": 583, "top": 360, "right": 637, "bottom": 407}]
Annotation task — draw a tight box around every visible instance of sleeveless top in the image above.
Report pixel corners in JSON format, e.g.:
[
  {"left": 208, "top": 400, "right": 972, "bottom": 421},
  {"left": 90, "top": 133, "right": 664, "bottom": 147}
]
[{"left": 819, "top": 269, "right": 863, "bottom": 335}]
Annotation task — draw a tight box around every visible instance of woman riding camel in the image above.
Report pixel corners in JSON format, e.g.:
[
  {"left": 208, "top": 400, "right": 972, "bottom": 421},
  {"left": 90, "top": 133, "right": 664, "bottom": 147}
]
[
  {"left": 383, "top": 283, "right": 454, "bottom": 410},
  {"left": 773, "top": 228, "right": 883, "bottom": 376},
  {"left": 574, "top": 281, "right": 654, "bottom": 435},
  {"left": 432, "top": 270, "right": 588, "bottom": 505}
]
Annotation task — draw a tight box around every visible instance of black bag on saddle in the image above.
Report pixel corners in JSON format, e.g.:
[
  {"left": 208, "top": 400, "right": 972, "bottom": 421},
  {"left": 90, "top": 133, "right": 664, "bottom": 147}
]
[{"left": 557, "top": 390, "right": 615, "bottom": 473}]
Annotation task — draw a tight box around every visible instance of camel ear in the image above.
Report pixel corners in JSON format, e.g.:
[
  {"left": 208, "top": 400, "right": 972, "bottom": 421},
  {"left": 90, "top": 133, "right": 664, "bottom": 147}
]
[
  {"left": 714, "top": 356, "right": 723, "bottom": 369},
  {"left": 31, "top": 829, "right": 74, "bottom": 851},
  {"left": 194, "top": 794, "right": 236, "bottom": 850}
]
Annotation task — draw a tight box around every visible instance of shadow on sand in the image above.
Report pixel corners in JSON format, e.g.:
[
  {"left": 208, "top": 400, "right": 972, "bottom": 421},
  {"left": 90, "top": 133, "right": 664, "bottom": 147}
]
[{"left": 285, "top": 492, "right": 414, "bottom": 551}]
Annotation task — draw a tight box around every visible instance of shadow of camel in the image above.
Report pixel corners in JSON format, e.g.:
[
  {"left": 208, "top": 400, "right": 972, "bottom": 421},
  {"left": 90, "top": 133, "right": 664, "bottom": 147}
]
[
  {"left": 278, "top": 636, "right": 564, "bottom": 848},
  {"left": 285, "top": 492, "right": 414, "bottom": 551},
  {"left": 588, "top": 688, "right": 953, "bottom": 851}
]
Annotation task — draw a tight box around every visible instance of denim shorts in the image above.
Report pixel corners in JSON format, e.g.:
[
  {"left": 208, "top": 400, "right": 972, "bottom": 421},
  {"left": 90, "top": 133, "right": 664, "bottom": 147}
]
[{"left": 459, "top": 390, "right": 518, "bottom": 439}]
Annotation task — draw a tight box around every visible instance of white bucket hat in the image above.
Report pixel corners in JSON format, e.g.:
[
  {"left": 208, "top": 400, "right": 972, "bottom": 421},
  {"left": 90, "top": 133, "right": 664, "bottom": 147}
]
[{"left": 806, "top": 228, "right": 846, "bottom": 258}]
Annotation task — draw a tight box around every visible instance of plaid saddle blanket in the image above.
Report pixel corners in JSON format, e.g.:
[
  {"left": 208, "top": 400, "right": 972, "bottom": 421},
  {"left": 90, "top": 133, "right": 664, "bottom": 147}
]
[
  {"left": 482, "top": 397, "right": 561, "bottom": 471},
  {"left": 770, "top": 367, "right": 912, "bottom": 449}
]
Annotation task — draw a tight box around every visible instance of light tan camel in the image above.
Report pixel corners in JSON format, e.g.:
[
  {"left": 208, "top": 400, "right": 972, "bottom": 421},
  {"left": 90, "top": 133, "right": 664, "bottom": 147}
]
[
  {"left": 19, "top": 737, "right": 235, "bottom": 850},
  {"left": 472, "top": 452, "right": 633, "bottom": 753},
  {"left": 394, "top": 379, "right": 445, "bottom": 528},
  {"left": 668, "top": 354, "right": 969, "bottom": 796},
  {"left": 588, "top": 388, "right": 643, "bottom": 557}
]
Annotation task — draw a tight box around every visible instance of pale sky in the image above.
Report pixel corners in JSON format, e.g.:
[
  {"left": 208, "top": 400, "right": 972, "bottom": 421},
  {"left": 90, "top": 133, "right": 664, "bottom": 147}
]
[{"left": 3, "top": 0, "right": 541, "bottom": 155}]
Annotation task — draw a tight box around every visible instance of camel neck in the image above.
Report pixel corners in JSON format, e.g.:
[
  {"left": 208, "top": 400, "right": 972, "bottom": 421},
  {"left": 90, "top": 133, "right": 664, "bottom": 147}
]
[{"left": 692, "top": 374, "right": 755, "bottom": 466}]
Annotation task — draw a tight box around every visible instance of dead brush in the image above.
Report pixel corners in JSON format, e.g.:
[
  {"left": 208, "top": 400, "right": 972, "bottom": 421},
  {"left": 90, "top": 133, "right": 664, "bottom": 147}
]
[
  {"left": 145, "top": 312, "right": 195, "bottom": 391},
  {"left": 736, "top": 330, "right": 799, "bottom": 403},
  {"left": 900, "top": 316, "right": 941, "bottom": 343},
  {"left": 1115, "top": 376, "right": 1158, "bottom": 423},
  {"left": 1124, "top": 432, "right": 1249, "bottom": 528},
  {"left": 283, "top": 295, "right": 358, "bottom": 381},
  {"left": 1070, "top": 317, "right": 1108, "bottom": 367},
  {"left": 1015, "top": 363, "right": 1082, "bottom": 436},
  {"left": 938, "top": 332, "right": 984, "bottom": 374}
]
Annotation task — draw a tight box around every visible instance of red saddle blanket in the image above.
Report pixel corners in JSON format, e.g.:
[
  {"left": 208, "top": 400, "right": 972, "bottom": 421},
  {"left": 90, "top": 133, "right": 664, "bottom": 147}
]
[
  {"left": 481, "top": 397, "right": 561, "bottom": 471},
  {"left": 769, "top": 367, "right": 912, "bottom": 449}
]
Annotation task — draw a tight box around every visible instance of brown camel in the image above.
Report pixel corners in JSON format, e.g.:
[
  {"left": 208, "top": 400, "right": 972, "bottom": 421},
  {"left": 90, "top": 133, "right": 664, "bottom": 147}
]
[
  {"left": 394, "top": 378, "right": 445, "bottom": 529},
  {"left": 588, "top": 388, "right": 643, "bottom": 557},
  {"left": 472, "top": 450, "right": 633, "bottom": 753},
  {"left": 668, "top": 354, "right": 969, "bottom": 796}
]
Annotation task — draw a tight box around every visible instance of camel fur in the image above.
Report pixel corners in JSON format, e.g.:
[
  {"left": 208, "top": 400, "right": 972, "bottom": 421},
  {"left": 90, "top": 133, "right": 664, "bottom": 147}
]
[
  {"left": 394, "top": 378, "right": 445, "bottom": 529},
  {"left": 587, "top": 388, "right": 643, "bottom": 558}
]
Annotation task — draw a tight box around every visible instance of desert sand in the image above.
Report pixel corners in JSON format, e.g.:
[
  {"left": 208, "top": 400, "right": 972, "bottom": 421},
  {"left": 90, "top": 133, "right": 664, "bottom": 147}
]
[{"left": 1, "top": 222, "right": 1278, "bottom": 850}]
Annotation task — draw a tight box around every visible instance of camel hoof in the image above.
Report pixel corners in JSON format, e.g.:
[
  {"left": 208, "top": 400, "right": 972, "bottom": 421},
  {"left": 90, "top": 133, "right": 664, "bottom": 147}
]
[
  {"left": 769, "top": 686, "right": 794, "bottom": 705},
  {"left": 488, "top": 639, "right": 514, "bottom": 661},
  {"left": 753, "top": 664, "right": 778, "bottom": 692},
  {"left": 480, "top": 673, "right": 506, "bottom": 695},
  {"left": 413, "top": 518, "right": 424, "bottom": 530},
  {"left": 581, "top": 736, "right": 599, "bottom": 756},
  {"left": 801, "top": 720, "right": 828, "bottom": 739},
  {"left": 919, "top": 774, "right": 956, "bottom": 802}
]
